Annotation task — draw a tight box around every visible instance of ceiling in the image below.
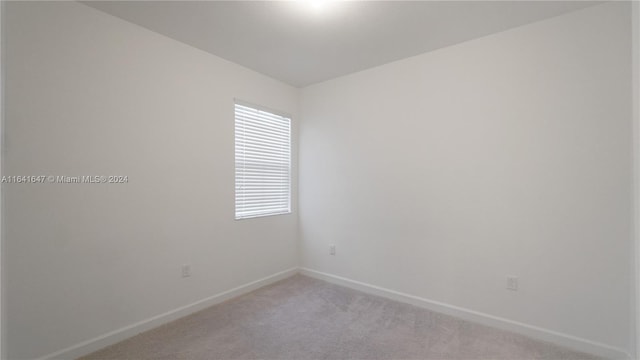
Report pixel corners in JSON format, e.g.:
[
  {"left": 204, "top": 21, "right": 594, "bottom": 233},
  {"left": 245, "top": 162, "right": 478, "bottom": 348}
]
[{"left": 84, "top": 1, "right": 600, "bottom": 88}]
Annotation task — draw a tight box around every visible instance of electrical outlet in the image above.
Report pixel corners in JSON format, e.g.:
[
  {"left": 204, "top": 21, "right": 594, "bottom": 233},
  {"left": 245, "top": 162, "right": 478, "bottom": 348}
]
[
  {"left": 329, "top": 245, "right": 336, "bottom": 255},
  {"left": 507, "top": 276, "right": 518, "bottom": 291},
  {"left": 181, "top": 264, "right": 191, "bottom": 278}
]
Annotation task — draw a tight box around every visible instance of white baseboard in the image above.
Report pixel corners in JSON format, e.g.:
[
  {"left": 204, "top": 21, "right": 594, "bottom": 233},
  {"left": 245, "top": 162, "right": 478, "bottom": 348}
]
[
  {"left": 37, "top": 267, "right": 298, "bottom": 360},
  {"left": 299, "top": 267, "right": 631, "bottom": 360},
  {"left": 34, "top": 266, "right": 631, "bottom": 360}
]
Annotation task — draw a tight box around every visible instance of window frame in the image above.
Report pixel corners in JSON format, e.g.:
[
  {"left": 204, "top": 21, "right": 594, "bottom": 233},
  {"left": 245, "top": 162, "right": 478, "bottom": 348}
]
[{"left": 234, "top": 99, "right": 292, "bottom": 220}]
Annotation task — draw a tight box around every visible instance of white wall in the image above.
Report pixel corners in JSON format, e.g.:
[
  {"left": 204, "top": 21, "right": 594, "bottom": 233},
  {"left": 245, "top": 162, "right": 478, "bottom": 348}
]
[
  {"left": 300, "top": 2, "right": 632, "bottom": 356},
  {"left": 4, "top": 2, "right": 298, "bottom": 359},
  {"left": 633, "top": 1, "right": 640, "bottom": 358},
  {"left": 1, "top": 0, "right": 4, "bottom": 358}
]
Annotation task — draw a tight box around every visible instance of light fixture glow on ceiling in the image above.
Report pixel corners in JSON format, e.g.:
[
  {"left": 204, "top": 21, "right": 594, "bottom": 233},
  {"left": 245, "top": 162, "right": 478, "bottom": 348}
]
[
  {"left": 296, "top": 0, "right": 334, "bottom": 13},
  {"left": 310, "top": 0, "right": 325, "bottom": 9}
]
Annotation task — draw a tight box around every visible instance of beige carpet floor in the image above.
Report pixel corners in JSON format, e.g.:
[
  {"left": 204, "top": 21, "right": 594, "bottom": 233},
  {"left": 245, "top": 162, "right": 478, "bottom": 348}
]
[{"left": 80, "top": 275, "right": 603, "bottom": 360}]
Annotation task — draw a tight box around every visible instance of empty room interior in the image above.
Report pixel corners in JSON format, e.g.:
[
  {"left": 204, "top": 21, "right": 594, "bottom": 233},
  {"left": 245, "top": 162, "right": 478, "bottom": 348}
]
[{"left": 3, "top": 1, "right": 640, "bottom": 359}]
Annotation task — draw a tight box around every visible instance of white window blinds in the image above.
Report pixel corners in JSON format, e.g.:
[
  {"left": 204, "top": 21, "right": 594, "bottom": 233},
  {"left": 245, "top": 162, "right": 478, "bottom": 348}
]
[{"left": 235, "top": 102, "right": 291, "bottom": 219}]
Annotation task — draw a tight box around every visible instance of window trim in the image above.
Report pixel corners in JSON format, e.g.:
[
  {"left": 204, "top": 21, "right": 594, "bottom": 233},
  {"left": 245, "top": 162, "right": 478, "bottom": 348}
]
[{"left": 234, "top": 99, "right": 292, "bottom": 220}]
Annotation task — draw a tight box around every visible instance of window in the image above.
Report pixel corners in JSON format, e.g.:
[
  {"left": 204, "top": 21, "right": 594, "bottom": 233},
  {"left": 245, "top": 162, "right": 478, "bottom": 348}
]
[{"left": 235, "top": 102, "right": 291, "bottom": 219}]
